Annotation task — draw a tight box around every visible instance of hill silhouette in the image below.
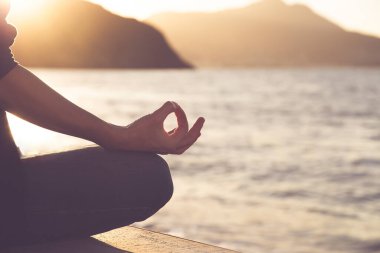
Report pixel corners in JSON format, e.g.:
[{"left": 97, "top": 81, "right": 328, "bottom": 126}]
[
  {"left": 10, "top": 0, "right": 190, "bottom": 68},
  {"left": 147, "top": 0, "right": 380, "bottom": 67}
]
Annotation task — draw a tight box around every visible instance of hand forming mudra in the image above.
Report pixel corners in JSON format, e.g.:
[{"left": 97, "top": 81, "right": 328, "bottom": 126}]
[{"left": 104, "top": 101, "right": 205, "bottom": 155}]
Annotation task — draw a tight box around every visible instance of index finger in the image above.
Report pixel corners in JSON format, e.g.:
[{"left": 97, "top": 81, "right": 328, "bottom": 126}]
[
  {"left": 153, "top": 101, "right": 176, "bottom": 122},
  {"left": 171, "top": 102, "right": 189, "bottom": 138}
]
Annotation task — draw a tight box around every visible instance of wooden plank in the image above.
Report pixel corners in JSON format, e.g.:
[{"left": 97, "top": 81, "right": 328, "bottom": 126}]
[
  {"left": 3, "top": 226, "right": 238, "bottom": 253},
  {"left": 94, "top": 226, "right": 238, "bottom": 253}
]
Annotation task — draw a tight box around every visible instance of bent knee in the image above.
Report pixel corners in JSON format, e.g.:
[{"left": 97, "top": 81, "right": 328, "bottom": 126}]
[
  {"left": 148, "top": 154, "right": 174, "bottom": 209},
  {"left": 137, "top": 154, "right": 173, "bottom": 209},
  {"left": 131, "top": 154, "right": 173, "bottom": 222}
]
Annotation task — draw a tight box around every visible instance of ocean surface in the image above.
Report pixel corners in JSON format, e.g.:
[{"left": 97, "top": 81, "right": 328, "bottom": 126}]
[{"left": 8, "top": 68, "right": 380, "bottom": 253}]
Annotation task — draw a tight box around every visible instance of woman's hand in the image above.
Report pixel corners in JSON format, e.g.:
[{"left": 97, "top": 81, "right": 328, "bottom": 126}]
[{"left": 103, "top": 101, "right": 205, "bottom": 155}]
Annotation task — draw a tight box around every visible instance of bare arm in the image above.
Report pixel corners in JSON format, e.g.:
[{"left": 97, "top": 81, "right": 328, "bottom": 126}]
[{"left": 0, "top": 65, "right": 205, "bottom": 154}]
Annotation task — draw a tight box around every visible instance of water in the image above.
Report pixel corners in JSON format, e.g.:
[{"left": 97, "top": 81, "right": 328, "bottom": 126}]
[{"left": 8, "top": 68, "right": 380, "bottom": 253}]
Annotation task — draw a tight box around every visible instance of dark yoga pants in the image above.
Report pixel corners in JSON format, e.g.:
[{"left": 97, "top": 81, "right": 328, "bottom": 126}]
[{"left": 18, "top": 146, "right": 173, "bottom": 245}]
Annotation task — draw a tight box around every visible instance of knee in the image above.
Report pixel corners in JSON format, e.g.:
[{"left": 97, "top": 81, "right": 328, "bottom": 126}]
[
  {"left": 135, "top": 154, "right": 173, "bottom": 221},
  {"left": 149, "top": 154, "right": 174, "bottom": 209}
]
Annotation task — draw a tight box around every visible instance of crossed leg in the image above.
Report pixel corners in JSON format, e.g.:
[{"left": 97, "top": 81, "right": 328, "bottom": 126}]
[{"left": 19, "top": 146, "right": 173, "bottom": 245}]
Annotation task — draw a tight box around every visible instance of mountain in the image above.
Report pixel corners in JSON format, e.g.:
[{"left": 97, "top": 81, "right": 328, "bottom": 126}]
[
  {"left": 147, "top": 0, "right": 380, "bottom": 67},
  {"left": 10, "top": 0, "right": 190, "bottom": 68}
]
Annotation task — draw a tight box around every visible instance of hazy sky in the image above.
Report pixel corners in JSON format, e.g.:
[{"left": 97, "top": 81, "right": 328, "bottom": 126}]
[{"left": 87, "top": 0, "right": 380, "bottom": 38}]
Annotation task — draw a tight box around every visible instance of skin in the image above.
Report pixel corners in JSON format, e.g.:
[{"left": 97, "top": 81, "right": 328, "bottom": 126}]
[{"left": 0, "top": 65, "right": 205, "bottom": 155}]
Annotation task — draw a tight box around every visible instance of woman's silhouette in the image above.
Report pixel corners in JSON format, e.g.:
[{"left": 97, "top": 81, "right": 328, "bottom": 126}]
[{"left": 0, "top": 0, "right": 204, "bottom": 248}]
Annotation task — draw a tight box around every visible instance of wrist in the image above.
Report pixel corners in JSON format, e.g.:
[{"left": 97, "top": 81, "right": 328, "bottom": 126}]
[
  {"left": 93, "top": 122, "right": 126, "bottom": 151},
  {"left": 89, "top": 121, "right": 115, "bottom": 148}
]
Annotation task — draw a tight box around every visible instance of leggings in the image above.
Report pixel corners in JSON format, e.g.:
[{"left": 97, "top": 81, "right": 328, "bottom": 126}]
[{"left": 16, "top": 146, "right": 173, "bottom": 246}]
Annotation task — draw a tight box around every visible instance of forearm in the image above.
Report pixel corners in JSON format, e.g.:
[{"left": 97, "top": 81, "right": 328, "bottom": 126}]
[
  {"left": 0, "top": 65, "right": 205, "bottom": 155},
  {"left": 0, "top": 65, "right": 112, "bottom": 145}
]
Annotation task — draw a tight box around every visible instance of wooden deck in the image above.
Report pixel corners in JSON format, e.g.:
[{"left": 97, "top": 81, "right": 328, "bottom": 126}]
[{"left": 3, "top": 226, "right": 238, "bottom": 253}]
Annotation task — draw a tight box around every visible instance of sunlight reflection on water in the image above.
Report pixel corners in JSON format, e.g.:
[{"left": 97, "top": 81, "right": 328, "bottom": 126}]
[{"left": 9, "top": 68, "right": 380, "bottom": 253}]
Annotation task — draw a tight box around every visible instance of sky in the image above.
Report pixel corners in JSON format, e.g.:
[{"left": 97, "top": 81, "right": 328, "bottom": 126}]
[{"left": 87, "top": 0, "right": 380, "bottom": 38}]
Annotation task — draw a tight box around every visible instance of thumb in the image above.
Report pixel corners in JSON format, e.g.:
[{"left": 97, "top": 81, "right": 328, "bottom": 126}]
[{"left": 153, "top": 101, "right": 177, "bottom": 122}]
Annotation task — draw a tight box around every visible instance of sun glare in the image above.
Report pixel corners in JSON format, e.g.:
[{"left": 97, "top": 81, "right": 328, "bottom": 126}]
[
  {"left": 87, "top": 0, "right": 255, "bottom": 20},
  {"left": 9, "top": 0, "right": 47, "bottom": 20}
]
